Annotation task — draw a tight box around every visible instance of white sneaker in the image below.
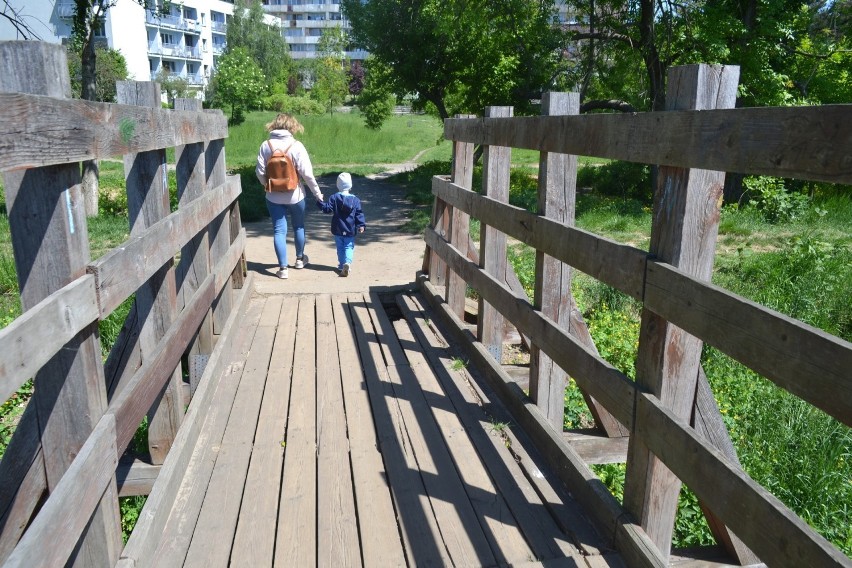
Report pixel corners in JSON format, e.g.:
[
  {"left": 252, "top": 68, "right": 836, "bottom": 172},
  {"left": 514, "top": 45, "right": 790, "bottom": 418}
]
[
  {"left": 294, "top": 254, "right": 309, "bottom": 269},
  {"left": 341, "top": 263, "right": 350, "bottom": 277},
  {"left": 276, "top": 267, "right": 289, "bottom": 279}
]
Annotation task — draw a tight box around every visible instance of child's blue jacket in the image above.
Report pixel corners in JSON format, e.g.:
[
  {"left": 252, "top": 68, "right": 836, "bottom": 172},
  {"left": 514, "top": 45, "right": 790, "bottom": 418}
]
[{"left": 316, "top": 191, "right": 366, "bottom": 236}]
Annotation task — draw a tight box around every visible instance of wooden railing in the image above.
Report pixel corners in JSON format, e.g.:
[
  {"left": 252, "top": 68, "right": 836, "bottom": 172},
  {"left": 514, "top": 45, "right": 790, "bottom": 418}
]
[
  {"left": 420, "top": 64, "right": 851, "bottom": 567},
  {"left": 0, "top": 41, "right": 247, "bottom": 567}
]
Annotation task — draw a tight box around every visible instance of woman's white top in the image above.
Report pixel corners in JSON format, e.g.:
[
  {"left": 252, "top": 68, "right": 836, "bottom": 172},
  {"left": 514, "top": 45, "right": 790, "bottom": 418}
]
[{"left": 255, "top": 129, "right": 324, "bottom": 205}]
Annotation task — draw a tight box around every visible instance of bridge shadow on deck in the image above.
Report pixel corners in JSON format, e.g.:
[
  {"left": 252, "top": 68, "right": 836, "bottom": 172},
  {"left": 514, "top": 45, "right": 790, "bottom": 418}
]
[{"left": 139, "top": 289, "right": 621, "bottom": 567}]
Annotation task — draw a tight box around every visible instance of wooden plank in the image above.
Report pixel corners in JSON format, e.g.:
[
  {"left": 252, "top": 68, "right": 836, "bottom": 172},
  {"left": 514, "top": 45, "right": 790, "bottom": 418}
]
[
  {"left": 315, "top": 295, "right": 361, "bottom": 567},
  {"left": 124, "top": 285, "right": 259, "bottom": 567},
  {"left": 0, "top": 441, "right": 44, "bottom": 564},
  {"left": 348, "top": 296, "right": 452, "bottom": 566},
  {"left": 624, "top": 65, "right": 739, "bottom": 557},
  {"left": 402, "top": 292, "right": 611, "bottom": 557},
  {"left": 116, "top": 459, "right": 161, "bottom": 497},
  {"left": 3, "top": 415, "right": 117, "bottom": 568},
  {"left": 432, "top": 176, "right": 647, "bottom": 300},
  {"left": 89, "top": 176, "right": 241, "bottom": 317},
  {"left": 530, "top": 92, "right": 576, "bottom": 431},
  {"left": 0, "top": 40, "right": 122, "bottom": 568},
  {"left": 206, "top": 136, "right": 234, "bottom": 334},
  {"left": 332, "top": 295, "right": 406, "bottom": 568},
  {"left": 644, "top": 260, "right": 852, "bottom": 428},
  {"left": 636, "top": 392, "right": 852, "bottom": 568},
  {"left": 446, "top": 116, "right": 476, "bottom": 319},
  {"left": 478, "top": 105, "right": 513, "bottom": 363},
  {"left": 275, "top": 297, "right": 318, "bottom": 567},
  {"left": 443, "top": 105, "right": 852, "bottom": 186},
  {"left": 397, "top": 293, "right": 577, "bottom": 563},
  {"left": 563, "top": 430, "right": 629, "bottom": 464},
  {"left": 0, "top": 91, "right": 228, "bottom": 173},
  {"left": 0, "top": 275, "right": 97, "bottom": 403},
  {"left": 175, "top": 97, "right": 213, "bottom": 360},
  {"left": 169, "top": 288, "right": 275, "bottom": 568},
  {"left": 230, "top": 297, "right": 291, "bottom": 566},
  {"left": 423, "top": 228, "right": 636, "bottom": 428},
  {"left": 363, "top": 293, "right": 499, "bottom": 567},
  {"left": 425, "top": 197, "right": 450, "bottom": 285},
  {"left": 417, "top": 277, "right": 665, "bottom": 568}
]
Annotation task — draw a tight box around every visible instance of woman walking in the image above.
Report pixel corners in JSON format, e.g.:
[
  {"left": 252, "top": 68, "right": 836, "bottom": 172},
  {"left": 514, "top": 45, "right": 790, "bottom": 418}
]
[{"left": 256, "top": 113, "right": 324, "bottom": 279}]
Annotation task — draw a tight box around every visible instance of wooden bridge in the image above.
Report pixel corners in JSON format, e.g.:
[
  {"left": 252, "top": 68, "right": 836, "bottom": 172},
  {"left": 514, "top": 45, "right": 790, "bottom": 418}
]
[{"left": 0, "top": 42, "right": 850, "bottom": 567}]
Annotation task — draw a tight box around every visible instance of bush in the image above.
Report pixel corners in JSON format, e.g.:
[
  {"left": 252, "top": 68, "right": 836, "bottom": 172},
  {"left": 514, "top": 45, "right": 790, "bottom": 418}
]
[
  {"left": 262, "top": 94, "right": 324, "bottom": 115},
  {"left": 743, "top": 176, "right": 810, "bottom": 223},
  {"left": 577, "top": 161, "right": 652, "bottom": 202}
]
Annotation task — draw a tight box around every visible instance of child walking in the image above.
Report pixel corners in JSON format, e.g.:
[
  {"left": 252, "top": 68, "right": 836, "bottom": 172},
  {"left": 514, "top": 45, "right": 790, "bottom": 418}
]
[{"left": 316, "top": 172, "right": 366, "bottom": 277}]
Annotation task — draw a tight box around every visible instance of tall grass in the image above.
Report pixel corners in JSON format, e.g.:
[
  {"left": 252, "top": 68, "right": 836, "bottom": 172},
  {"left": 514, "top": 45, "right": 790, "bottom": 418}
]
[{"left": 225, "top": 111, "right": 449, "bottom": 170}]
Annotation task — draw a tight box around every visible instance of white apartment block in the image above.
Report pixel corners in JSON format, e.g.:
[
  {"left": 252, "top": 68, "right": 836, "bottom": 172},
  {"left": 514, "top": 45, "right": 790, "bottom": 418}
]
[
  {"left": 0, "top": 0, "right": 280, "bottom": 96},
  {"left": 261, "top": 0, "right": 367, "bottom": 61}
]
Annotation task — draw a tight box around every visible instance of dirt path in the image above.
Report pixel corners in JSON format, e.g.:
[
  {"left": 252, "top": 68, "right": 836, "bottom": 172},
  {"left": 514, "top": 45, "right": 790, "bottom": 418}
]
[{"left": 246, "top": 169, "right": 426, "bottom": 295}]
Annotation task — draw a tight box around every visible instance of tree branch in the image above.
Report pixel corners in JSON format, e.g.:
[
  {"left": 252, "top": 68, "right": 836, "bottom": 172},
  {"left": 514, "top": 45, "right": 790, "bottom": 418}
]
[
  {"left": 580, "top": 99, "right": 638, "bottom": 113},
  {"left": 570, "top": 30, "right": 636, "bottom": 48}
]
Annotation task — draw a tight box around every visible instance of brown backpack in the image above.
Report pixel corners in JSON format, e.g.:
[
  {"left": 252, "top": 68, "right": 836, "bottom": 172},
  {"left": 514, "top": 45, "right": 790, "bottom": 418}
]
[{"left": 265, "top": 140, "right": 299, "bottom": 192}]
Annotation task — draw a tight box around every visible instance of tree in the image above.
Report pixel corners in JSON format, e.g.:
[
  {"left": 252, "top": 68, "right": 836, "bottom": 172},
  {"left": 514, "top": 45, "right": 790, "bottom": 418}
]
[
  {"left": 341, "top": 0, "right": 562, "bottom": 123},
  {"left": 226, "top": 0, "right": 291, "bottom": 88},
  {"left": 67, "top": 45, "right": 129, "bottom": 103},
  {"left": 1, "top": 0, "right": 44, "bottom": 39},
  {"left": 312, "top": 27, "right": 350, "bottom": 113},
  {"left": 357, "top": 57, "right": 396, "bottom": 129},
  {"left": 348, "top": 60, "right": 365, "bottom": 96},
  {"left": 71, "top": 0, "right": 162, "bottom": 216},
  {"left": 212, "top": 47, "right": 266, "bottom": 124},
  {"left": 155, "top": 69, "right": 191, "bottom": 107}
]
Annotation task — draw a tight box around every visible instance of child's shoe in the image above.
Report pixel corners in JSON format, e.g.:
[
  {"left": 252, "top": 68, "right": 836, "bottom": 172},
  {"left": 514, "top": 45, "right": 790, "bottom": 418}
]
[{"left": 341, "top": 263, "right": 350, "bottom": 277}]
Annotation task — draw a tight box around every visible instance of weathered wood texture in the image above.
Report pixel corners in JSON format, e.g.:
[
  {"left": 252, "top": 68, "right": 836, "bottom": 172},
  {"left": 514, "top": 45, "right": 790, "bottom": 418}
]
[
  {"left": 478, "top": 106, "right": 513, "bottom": 363},
  {"left": 446, "top": 117, "right": 476, "bottom": 319},
  {"left": 443, "top": 105, "right": 852, "bottom": 185},
  {"left": 623, "top": 64, "right": 739, "bottom": 558},
  {"left": 0, "top": 93, "right": 228, "bottom": 173},
  {"left": 431, "top": 65, "right": 851, "bottom": 567},
  {"left": 118, "top": 80, "right": 184, "bottom": 466},
  {"left": 530, "top": 92, "right": 577, "bottom": 431},
  {"left": 0, "top": 40, "right": 122, "bottom": 568},
  {"left": 206, "top": 136, "right": 234, "bottom": 333}
]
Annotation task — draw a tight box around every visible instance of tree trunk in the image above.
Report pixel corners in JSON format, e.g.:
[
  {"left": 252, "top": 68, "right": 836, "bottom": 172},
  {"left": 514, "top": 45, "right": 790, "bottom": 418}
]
[{"left": 80, "top": 19, "right": 99, "bottom": 216}]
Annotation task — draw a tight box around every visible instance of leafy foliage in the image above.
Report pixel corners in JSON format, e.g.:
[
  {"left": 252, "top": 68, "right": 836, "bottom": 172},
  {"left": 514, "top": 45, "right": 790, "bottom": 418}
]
[
  {"left": 357, "top": 58, "right": 396, "bottom": 130},
  {"left": 342, "top": 0, "right": 562, "bottom": 122},
  {"left": 311, "top": 27, "right": 350, "bottom": 113},
  {"left": 211, "top": 47, "right": 266, "bottom": 124},
  {"left": 66, "top": 44, "right": 129, "bottom": 102},
  {"left": 226, "top": 0, "right": 291, "bottom": 86}
]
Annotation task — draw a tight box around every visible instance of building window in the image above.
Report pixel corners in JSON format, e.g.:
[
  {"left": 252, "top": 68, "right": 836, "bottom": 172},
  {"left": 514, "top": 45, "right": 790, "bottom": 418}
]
[
  {"left": 162, "top": 60, "right": 176, "bottom": 73},
  {"left": 161, "top": 32, "right": 174, "bottom": 45}
]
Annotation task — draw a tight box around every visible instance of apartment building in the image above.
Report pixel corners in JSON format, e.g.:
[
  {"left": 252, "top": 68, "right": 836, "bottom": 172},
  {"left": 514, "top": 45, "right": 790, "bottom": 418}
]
[
  {"left": 261, "top": 0, "right": 367, "bottom": 61},
  {"left": 0, "top": 0, "right": 279, "bottom": 96}
]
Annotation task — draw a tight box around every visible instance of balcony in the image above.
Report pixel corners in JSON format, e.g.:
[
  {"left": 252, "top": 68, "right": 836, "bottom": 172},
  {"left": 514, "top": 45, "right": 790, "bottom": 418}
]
[
  {"left": 146, "top": 11, "right": 202, "bottom": 33},
  {"left": 56, "top": 1, "right": 75, "bottom": 19},
  {"left": 212, "top": 44, "right": 226, "bottom": 55},
  {"left": 211, "top": 20, "right": 227, "bottom": 33},
  {"left": 148, "top": 43, "right": 203, "bottom": 60}
]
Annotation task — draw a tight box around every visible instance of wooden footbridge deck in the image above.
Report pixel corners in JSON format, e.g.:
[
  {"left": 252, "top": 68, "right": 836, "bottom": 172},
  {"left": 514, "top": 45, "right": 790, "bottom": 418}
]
[
  {"left": 125, "top": 289, "right": 616, "bottom": 567},
  {"left": 1, "top": 43, "right": 851, "bottom": 568}
]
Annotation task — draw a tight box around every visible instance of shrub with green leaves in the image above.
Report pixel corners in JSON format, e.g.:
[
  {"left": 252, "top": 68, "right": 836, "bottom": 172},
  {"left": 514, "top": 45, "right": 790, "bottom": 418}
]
[{"left": 743, "top": 176, "right": 810, "bottom": 223}]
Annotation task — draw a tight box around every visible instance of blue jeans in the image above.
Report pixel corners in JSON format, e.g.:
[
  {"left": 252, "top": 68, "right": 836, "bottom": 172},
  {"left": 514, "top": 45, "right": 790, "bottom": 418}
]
[
  {"left": 334, "top": 235, "right": 355, "bottom": 268},
  {"left": 266, "top": 198, "right": 306, "bottom": 268}
]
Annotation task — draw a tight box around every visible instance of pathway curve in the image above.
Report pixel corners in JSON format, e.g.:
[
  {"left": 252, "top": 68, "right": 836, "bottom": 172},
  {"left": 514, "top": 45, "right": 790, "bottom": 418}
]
[{"left": 245, "top": 169, "right": 426, "bottom": 296}]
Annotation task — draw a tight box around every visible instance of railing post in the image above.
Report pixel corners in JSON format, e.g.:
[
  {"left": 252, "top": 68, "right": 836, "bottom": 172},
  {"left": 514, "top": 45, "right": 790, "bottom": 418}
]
[
  {"left": 0, "top": 41, "right": 122, "bottom": 566},
  {"left": 529, "top": 92, "right": 577, "bottom": 430},
  {"left": 446, "top": 114, "right": 476, "bottom": 319},
  {"left": 622, "top": 64, "right": 741, "bottom": 559},
  {"left": 117, "top": 81, "right": 185, "bottom": 465},
  {"left": 174, "top": 97, "right": 214, "bottom": 394},
  {"left": 205, "top": 121, "right": 234, "bottom": 333},
  {"left": 478, "top": 106, "right": 512, "bottom": 362}
]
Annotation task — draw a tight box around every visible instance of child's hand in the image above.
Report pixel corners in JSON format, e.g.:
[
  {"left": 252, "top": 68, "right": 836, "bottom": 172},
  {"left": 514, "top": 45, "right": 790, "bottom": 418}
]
[
  {"left": 358, "top": 226, "right": 365, "bottom": 234},
  {"left": 316, "top": 200, "right": 323, "bottom": 209}
]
